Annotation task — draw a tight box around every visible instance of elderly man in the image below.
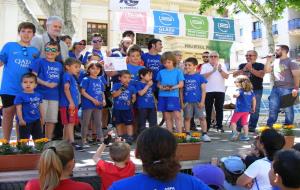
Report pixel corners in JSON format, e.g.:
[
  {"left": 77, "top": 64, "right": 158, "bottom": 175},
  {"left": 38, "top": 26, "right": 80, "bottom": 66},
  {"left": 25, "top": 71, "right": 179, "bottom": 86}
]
[
  {"left": 233, "top": 50, "right": 265, "bottom": 132},
  {"left": 265, "top": 45, "right": 300, "bottom": 127},
  {"left": 31, "top": 16, "right": 69, "bottom": 62},
  {"left": 201, "top": 51, "right": 229, "bottom": 132}
]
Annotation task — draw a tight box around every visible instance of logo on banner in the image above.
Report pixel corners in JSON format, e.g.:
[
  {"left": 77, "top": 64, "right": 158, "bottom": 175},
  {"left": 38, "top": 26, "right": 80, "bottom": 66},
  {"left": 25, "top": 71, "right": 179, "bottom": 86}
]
[
  {"left": 120, "top": 12, "right": 147, "bottom": 33},
  {"left": 190, "top": 17, "right": 204, "bottom": 29},
  {"left": 159, "top": 13, "right": 174, "bottom": 26},
  {"left": 184, "top": 15, "right": 208, "bottom": 38},
  {"left": 153, "top": 11, "right": 179, "bottom": 35},
  {"left": 119, "top": 0, "right": 139, "bottom": 6},
  {"left": 217, "top": 20, "right": 230, "bottom": 33}
]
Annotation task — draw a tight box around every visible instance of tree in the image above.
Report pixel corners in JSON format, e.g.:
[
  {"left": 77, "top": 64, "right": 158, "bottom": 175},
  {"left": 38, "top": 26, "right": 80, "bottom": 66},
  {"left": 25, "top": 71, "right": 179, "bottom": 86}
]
[
  {"left": 17, "top": 0, "right": 75, "bottom": 36},
  {"left": 199, "top": 0, "right": 300, "bottom": 53}
]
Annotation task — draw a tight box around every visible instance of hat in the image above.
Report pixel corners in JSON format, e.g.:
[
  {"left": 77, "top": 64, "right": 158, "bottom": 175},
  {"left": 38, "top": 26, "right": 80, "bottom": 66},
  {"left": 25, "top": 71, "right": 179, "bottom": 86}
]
[
  {"left": 192, "top": 164, "right": 225, "bottom": 189},
  {"left": 220, "top": 156, "right": 246, "bottom": 174}
]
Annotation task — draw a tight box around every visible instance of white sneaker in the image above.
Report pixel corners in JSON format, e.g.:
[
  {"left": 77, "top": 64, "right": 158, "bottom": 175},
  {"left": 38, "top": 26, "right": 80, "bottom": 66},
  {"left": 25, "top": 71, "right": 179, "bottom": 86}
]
[{"left": 201, "top": 134, "right": 211, "bottom": 142}]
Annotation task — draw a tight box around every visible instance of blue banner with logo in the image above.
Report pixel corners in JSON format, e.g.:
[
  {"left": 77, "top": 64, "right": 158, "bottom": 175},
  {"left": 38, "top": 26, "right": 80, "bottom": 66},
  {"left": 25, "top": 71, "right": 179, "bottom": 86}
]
[
  {"left": 213, "top": 18, "right": 235, "bottom": 41},
  {"left": 153, "top": 10, "right": 179, "bottom": 36}
]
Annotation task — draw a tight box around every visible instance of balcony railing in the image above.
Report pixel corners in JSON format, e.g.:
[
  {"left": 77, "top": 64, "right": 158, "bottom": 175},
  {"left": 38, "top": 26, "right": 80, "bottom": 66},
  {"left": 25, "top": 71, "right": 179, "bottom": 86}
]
[
  {"left": 252, "top": 29, "right": 262, "bottom": 40},
  {"left": 288, "top": 18, "right": 300, "bottom": 30}
]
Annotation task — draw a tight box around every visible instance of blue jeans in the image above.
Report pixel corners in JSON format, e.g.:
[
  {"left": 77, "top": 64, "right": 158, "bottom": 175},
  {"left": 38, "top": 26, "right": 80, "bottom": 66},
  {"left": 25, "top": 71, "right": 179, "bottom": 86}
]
[
  {"left": 267, "top": 87, "right": 294, "bottom": 127},
  {"left": 237, "top": 89, "right": 262, "bottom": 130}
]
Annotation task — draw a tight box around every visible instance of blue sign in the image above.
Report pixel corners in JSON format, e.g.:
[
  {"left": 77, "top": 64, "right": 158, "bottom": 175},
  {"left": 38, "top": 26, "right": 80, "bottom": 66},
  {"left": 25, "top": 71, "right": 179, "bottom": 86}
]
[
  {"left": 213, "top": 18, "right": 235, "bottom": 41},
  {"left": 153, "top": 11, "right": 179, "bottom": 35}
]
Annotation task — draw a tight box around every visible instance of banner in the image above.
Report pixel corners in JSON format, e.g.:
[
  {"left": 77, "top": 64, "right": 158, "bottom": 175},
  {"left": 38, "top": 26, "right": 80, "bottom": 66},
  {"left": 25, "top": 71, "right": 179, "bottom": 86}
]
[
  {"left": 104, "top": 57, "right": 127, "bottom": 71},
  {"left": 153, "top": 11, "right": 179, "bottom": 36},
  {"left": 213, "top": 18, "right": 235, "bottom": 41},
  {"left": 184, "top": 15, "right": 209, "bottom": 38},
  {"left": 109, "top": 0, "right": 150, "bottom": 12},
  {"left": 120, "top": 12, "right": 147, "bottom": 33}
]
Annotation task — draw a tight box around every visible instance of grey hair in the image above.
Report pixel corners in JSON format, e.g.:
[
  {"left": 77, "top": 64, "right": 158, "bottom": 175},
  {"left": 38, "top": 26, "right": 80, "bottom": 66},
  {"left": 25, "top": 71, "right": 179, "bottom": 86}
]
[
  {"left": 173, "top": 50, "right": 182, "bottom": 56},
  {"left": 247, "top": 50, "right": 258, "bottom": 56},
  {"left": 46, "top": 16, "right": 64, "bottom": 27},
  {"left": 209, "top": 51, "right": 219, "bottom": 57}
]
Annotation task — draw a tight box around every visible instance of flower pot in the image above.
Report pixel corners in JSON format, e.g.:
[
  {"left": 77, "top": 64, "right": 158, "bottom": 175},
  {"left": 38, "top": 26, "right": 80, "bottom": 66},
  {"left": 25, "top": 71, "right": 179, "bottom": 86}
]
[
  {"left": 0, "top": 154, "right": 40, "bottom": 171},
  {"left": 176, "top": 142, "right": 202, "bottom": 161},
  {"left": 284, "top": 136, "right": 295, "bottom": 149}
]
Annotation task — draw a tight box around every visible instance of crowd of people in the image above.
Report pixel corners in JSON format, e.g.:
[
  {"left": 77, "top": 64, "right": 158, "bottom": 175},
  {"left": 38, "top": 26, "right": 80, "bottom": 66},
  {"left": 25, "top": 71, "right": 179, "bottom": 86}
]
[{"left": 0, "top": 15, "right": 300, "bottom": 190}]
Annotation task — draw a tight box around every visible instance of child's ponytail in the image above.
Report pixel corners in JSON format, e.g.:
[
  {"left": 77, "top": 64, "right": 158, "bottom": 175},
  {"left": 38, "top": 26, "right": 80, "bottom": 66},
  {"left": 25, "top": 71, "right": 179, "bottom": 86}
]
[{"left": 38, "top": 141, "right": 74, "bottom": 190}]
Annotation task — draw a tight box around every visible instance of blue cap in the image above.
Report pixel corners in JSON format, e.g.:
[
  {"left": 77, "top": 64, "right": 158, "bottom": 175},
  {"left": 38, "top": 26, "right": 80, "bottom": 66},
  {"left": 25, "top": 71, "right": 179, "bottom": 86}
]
[
  {"left": 192, "top": 164, "right": 225, "bottom": 189},
  {"left": 220, "top": 156, "right": 246, "bottom": 174}
]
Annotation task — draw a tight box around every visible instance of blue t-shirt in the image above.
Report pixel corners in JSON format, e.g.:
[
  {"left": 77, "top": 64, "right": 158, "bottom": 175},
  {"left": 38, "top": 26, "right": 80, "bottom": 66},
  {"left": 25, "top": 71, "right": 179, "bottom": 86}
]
[
  {"left": 111, "top": 83, "right": 136, "bottom": 110},
  {"left": 59, "top": 72, "right": 80, "bottom": 107},
  {"left": 82, "top": 49, "right": 104, "bottom": 64},
  {"left": 30, "top": 58, "right": 63, "bottom": 101},
  {"left": 14, "top": 92, "right": 42, "bottom": 122},
  {"left": 127, "top": 64, "right": 144, "bottom": 81},
  {"left": 183, "top": 73, "right": 207, "bottom": 103},
  {"left": 109, "top": 173, "right": 211, "bottom": 190},
  {"left": 0, "top": 42, "right": 39, "bottom": 96},
  {"left": 136, "top": 81, "right": 155, "bottom": 109},
  {"left": 235, "top": 89, "right": 255, "bottom": 112},
  {"left": 68, "top": 50, "right": 83, "bottom": 62},
  {"left": 156, "top": 68, "right": 184, "bottom": 97},
  {"left": 80, "top": 76, "right": 105, "bottom": 110},
  {"left": 141, "top": 53, "right": 163, "bottom": 81}
]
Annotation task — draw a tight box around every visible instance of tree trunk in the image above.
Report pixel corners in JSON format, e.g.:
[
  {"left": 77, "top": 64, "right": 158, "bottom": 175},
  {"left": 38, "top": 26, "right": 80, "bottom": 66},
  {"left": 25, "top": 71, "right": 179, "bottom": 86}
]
[{"left": 263, "top": 18, "right": 275, "bottom": 54}]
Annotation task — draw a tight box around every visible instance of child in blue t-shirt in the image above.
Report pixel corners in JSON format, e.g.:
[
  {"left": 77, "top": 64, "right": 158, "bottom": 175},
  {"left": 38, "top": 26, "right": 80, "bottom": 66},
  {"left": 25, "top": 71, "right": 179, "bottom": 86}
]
[
  {"left": 59, "top": 58, "right": 81, "bottom": 146},
  {"left": 230, "top": 76, "right": 256, "bottom": 141},
  {"left": 14, "top": 73, "right": 43, "bottom": 140},
  {"left": 157, "top": 52, "right": 184, "bottom": 133},
  {"left": 182, "top": 57, "right": 211, "bottom": 142},
  {"left": 136, "top": 68, "right": 157, "bottom": 133},
  {"left": 111, "top": 70, "right": 136, "bottom": 144},
  {"left": 30, "top": 41, "right": 63, "bottom": 140},
  {"left": 80, "top": 60, "right": 106, "bottom": 147},
  {"left": 127, "top": 45, "right": 144, "bottom": 83}
]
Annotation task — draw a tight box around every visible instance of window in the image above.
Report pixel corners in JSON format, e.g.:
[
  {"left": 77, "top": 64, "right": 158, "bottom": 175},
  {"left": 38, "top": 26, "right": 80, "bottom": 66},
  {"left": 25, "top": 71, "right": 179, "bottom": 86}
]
[
  {"left": 38, "top": 18, "right": 47, "bottom": 30},
  {"left": 136, "top": 33, "right": 155, "bottom": 49},
  {"left": 272, "top": 24, "right": 278, "bottom": 35},
  {"left": 240, "top": 28, "right": 243, "bottom": 36},
  {"left": 87, "top": 22, "right": 108, "bottom": 46},
  {"left": 253, "top": 21, "right": 261, "bottom": 31}
]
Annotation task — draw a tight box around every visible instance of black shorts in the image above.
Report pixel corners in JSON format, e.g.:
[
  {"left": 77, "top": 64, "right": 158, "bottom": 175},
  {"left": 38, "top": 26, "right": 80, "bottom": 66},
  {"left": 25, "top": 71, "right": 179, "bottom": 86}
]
[
  {"left": 19, "top": 119, "right": 43, "bottom": 140},
  {"left": 1, "top": 94, "right": 16, "bottom": 108}
]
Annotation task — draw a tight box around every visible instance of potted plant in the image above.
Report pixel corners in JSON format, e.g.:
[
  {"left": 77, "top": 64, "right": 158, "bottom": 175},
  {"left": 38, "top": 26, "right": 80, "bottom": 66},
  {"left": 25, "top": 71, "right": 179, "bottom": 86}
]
[
  {"left": 0, "top": 138, "right": 49, "bottom": 171},
  {"left": 174, "top": 133, "right": 202, "bottom": 161}
]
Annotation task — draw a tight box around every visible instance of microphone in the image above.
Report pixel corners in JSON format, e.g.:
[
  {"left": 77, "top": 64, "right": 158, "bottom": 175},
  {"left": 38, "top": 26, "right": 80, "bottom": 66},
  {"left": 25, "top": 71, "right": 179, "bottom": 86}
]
[{"left": 261, "top": 54, "right": 275, "bottom": 59}]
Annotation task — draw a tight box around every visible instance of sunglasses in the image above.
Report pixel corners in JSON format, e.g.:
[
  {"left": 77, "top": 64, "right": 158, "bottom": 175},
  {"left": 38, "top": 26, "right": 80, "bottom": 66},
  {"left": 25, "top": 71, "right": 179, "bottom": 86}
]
[
  {"left": 45, "top": 47, "right": 58, "bottom": 53},
  {"left": 22, "top": 47, "right": 28, "bottom": 57},
  {"left": 245, "top": 55, "right": 255, "bottom": 57},
  {"left": 92, "top": 40, "right": 103, "bottom": 43},
  {"left": 78, "top": 43, "right": 86, "bottom": 46},
  {"left": 209, "top": 55, "right": 218, "bottom": 58},
  {"left": 202, "top": 56, "right": 208, "bottom": 58}
]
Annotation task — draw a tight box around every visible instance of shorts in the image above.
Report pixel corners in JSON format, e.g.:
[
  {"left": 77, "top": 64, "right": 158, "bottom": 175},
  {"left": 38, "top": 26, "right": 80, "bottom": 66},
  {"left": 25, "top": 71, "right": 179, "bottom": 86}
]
[
  {"left": 157, "top": 96, "right": 181, "bottom": 112},
  {"left": 41, "top": 100, "right": 58, "bottom": 123},
  {"left": 59, "top": 107, "right": 79, "bottom": 125},
  {"left": 19, "top": 119, "right": 43, "bottom": 140},
  {"left": 112, "top": 109, "right": 133, "bottom": 125},
  {"left": 183, "top": 103, "right": 206, "bottom": 118},
  {"left": 1, "top": 94, "right": 16, "bottom": 108},
  {"left": 231, "top": 112, "right": 250, "bottom": 126}
]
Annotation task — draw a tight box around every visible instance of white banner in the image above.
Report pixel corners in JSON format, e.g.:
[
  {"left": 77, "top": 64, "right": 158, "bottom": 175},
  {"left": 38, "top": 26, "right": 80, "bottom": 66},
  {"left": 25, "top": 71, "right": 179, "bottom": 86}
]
[
  {"left": 104, "top": 57, "right": 127, "bottom": 71},
  {"left": 109, "top": 0, "right": 150, "bottom": 12}
]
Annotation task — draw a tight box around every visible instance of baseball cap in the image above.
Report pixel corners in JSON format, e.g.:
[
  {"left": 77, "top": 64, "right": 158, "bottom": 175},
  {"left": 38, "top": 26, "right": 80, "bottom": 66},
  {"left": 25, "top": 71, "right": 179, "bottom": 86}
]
[
  {"left": 220, "top": 156, "right": 246, "bottom": 174},
  {"left": 192, "top": 164, "right": 225, "bottom": 189}
]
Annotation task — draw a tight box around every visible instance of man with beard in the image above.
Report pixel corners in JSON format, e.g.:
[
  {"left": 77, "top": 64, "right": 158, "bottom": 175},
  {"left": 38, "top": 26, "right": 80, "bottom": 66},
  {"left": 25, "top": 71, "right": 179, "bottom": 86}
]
[
  {"left": 265, "top": 45, "right": 300, "bottom": 127},
  {"left": 233, "top": 50, "right": 265, "bottom": 132}
]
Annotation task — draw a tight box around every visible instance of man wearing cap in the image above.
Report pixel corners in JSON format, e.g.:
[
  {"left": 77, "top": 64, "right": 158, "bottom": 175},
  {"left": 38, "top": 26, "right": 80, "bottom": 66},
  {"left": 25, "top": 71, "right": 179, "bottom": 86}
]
[{"left": 192, "top": 164, "right": 225, "bottom": 189}]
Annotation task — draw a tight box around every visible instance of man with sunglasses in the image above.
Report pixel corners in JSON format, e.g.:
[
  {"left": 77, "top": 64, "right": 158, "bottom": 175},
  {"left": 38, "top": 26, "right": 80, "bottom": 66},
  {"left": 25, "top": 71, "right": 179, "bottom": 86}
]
[
  {"left": 233, "top": 50, "right": 264, "bottom": 132},
  {"left": 197, "top": 51, "right": 210, "bottom": 72},
  {"left": 0, "top": 22, "right": 39, "bottom": 141},
  {"left": 82, "top": 33, "right": 106, "bottom": 65},
  {"left": 31, "top": 16, "right": 69, "bottom": 63},
  {"left": 201, "top": 51, "right": 229, "bottom": 132}
]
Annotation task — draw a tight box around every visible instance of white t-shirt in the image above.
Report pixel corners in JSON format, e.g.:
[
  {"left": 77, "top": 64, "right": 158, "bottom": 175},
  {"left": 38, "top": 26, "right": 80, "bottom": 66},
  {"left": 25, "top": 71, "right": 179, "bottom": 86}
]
[
  {"left": 244, "top": 157, "right": 272, "bottom": 190},
  {"left": 200, "top": 63, "right": 228, "bottom": 93}
]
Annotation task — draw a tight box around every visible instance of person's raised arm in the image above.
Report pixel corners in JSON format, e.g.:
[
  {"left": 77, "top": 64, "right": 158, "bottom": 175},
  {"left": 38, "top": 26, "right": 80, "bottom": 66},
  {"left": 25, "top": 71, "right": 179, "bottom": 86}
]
[
  {"left": 292, "top": 69, "right": 300, "bottom": 97},
  {"left": 264, "top": 56, "right": 273, "bottom": 73},
  {"left": 92, "top": 143, "right": 106, "bottom": 163}
]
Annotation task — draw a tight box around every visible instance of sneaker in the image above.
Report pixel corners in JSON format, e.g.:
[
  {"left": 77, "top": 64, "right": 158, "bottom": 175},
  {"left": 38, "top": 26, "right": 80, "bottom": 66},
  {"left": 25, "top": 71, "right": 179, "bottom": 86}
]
[
  {"left": 240, "top": 136, "right": 250, "bottom": 141},
  {"left": 230, "top": 132, "right": 239, "bottom": 141},
  {"left": 201, "top": 134, "right": 211, "bottom": 142},
  {"left": 82, "top": 144, "right": 90, "bottom": 149}
]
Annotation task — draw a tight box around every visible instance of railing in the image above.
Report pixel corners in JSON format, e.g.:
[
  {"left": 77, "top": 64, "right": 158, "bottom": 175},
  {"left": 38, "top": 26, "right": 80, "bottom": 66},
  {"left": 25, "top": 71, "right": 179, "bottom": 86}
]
[
  {"left": 288, "top": 18, "right": 300, "bottom": 30},
  {"left": 252, "top": 29, "right": 262, "bottom": 40}
]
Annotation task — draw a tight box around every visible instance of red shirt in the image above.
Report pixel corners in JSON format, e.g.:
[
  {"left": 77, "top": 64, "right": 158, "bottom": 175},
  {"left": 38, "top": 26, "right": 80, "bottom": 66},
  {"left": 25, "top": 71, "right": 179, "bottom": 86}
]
[
  {"left": 25, "top": 178, "right": 93, "bottom": 190},
  {"left": 96, "top": 160, "right": 135, "bottom": 190}
]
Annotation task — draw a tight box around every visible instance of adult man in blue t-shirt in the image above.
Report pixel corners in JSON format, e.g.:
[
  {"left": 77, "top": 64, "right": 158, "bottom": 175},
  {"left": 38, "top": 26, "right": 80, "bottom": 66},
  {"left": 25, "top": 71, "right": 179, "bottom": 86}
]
[
  {"left": 82, "top": 33, "right": 106, "bottom": 64},
  {"left": 141, "top": 38, "right": 163, "bottom": 97},
  {"left": 233, "top": 50, "right": 265, "bottom": 132}
]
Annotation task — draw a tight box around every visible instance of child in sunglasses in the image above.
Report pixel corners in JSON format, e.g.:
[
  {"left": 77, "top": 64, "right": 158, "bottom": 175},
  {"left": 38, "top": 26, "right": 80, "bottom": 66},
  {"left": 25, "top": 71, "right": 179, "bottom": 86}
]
[{"left": 30, "top": 41, "right": 63, "bottom": 140}]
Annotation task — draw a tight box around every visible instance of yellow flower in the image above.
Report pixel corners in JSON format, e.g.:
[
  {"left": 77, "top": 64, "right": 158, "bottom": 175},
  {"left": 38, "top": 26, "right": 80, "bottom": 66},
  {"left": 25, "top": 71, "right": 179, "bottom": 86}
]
[
  {"left": 283, "top": 125, "right": 295, "bottom": 129},
  {"left": 19, "top": 139, "right": 30, "bottom": 143},
  {"left": 0, "top": 139, "right": 8, "bottom": 144},
  {"left": 272, "top": 123, "right": 282, "bottom": 130},
  {"left": 34, "top": 138, "right": 49, "bottom": 143},
  {"left": 10, "top": 141, "right": 17, "bottom": 146},
  {"left": 191, "top": 132, "right": 201, "bottom": 137},
  {"left": 257, "top": 126, "right": 270, "bottom": 133}
]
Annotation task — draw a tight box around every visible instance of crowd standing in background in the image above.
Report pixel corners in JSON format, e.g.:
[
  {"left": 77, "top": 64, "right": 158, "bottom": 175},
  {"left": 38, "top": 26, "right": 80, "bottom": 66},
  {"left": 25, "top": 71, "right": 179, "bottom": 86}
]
[{"left": 1, "top": 16, "right": 300, "bottom": 190}]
